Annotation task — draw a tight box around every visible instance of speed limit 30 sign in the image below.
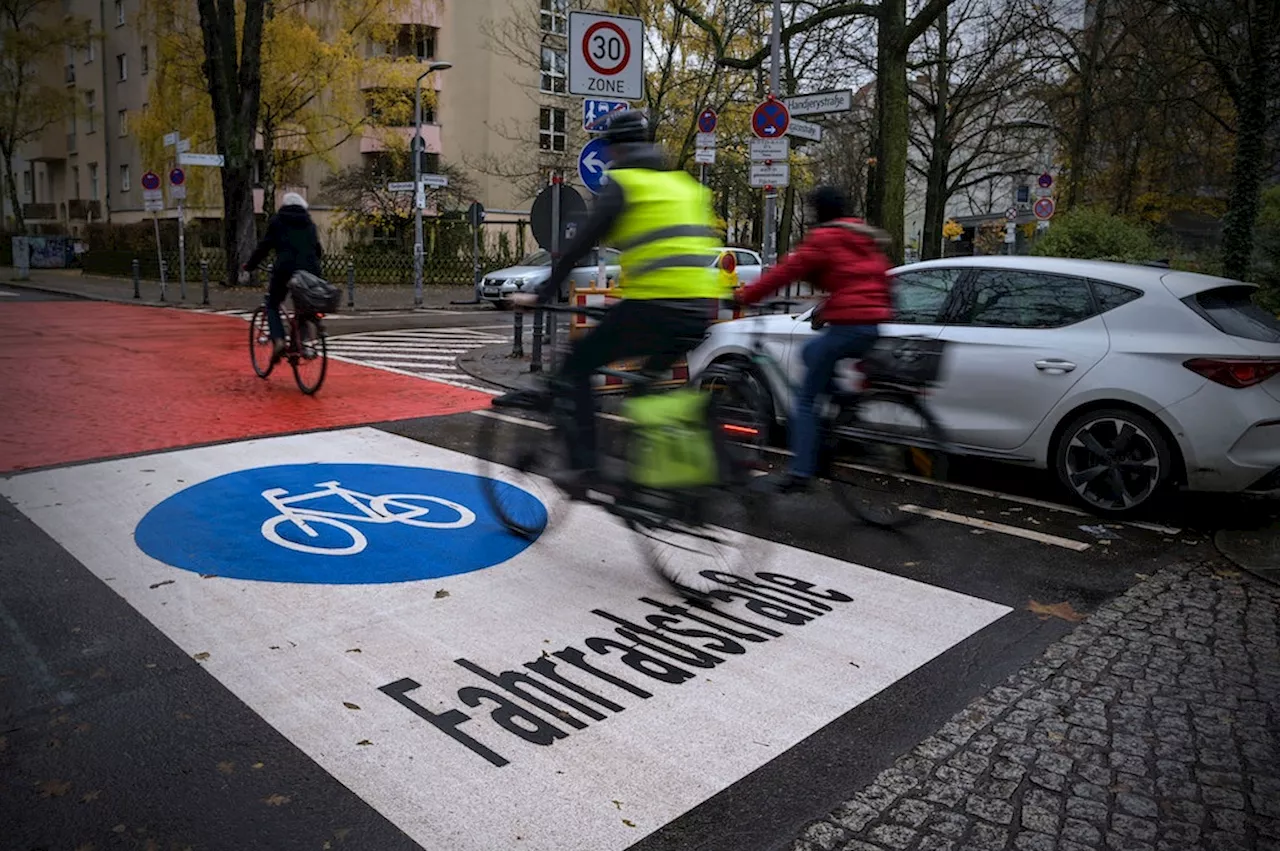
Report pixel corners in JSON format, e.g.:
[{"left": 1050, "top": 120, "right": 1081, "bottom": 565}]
[{"left": 569, "top": 11, "right": 644, "bottom": 101}]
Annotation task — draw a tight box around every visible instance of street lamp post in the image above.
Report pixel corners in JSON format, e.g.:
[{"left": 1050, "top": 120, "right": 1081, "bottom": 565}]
[{"left": 413, "top": 60, "right": 453, "bottom": 307}]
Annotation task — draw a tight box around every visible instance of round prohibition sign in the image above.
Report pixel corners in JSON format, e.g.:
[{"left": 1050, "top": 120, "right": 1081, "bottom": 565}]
[
  {"left": 583, "top": 20, "right": 631, "bottom": 76},
  {"left": 141, "top": 171, "right": 161, "bottom": 191}
]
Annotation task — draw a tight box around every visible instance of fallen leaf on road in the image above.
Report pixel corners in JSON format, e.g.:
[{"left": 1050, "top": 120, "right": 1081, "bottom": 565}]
[
  {"left": 252, "top": 762, "right": 265, "bottom": 770},
  {"left": 217, "top": 761, "right": 234, "bottom": 775},
  {"left": 357, "top": 739, "right": 372, "bottom": 746},
  {"left": 149, "top": 580, "right": 175, "bottom": 589},
  {"left": 74, "top": 843, "right": 95, "bottom": 851},
  {"left": 334, "top": 828, "right": 351, "bottom": 841},
  {"left": 111, "top": 825, "right": 126, "bottom": 834},
  {"left": 200, "top": 573, "right": 218, "bottom": 579},
  {"left": 343, "top": 702, "right": 361, "bottom": 710},
  {"left": 345, "top": 648, "right": 361, "bottom": 653},
  {"left": 434, "top": 589, "right": 450, "bottom": 599},
  {"left": 612, "top": 800, "right": 622, "bottom": 810},
  {"left": 80, "top": 790, "right": 101, "bottom": 803},
  {"left": 622, "top": 819, "right": 636, "bottom": 828},
  {"left": 37, "top": 779, "right": 72, "bottom": 798},
  {"left": 74, "top": 723, "right": 91, "bottom": 734},
  {"left": 263, "top": 794, "right": 291, "bottom": 806},
  {"left": 1213, "top": 567, "right": 1242, "bottom": 579},
  {"left": 1027, "top": 600, "right": 1086, "bottom": 623},
  {"left": 193, "top": 652, "right": 210, "bottom": 661}
]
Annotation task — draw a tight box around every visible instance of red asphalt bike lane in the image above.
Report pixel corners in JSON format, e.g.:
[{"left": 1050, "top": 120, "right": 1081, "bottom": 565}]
[{"left": 0, "top": 301, "right": 493, "bottom": 473}]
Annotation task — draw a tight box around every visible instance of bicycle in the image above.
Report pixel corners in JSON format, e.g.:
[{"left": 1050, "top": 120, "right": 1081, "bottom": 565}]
[
  {"left": 259, "top": 479, "right": 475, "bottom": 556},
  {"left": 249, "top": 298, "right": 329, "bottom": 395},
  {"left": 695, "top": 299, "right": 952, "bottom": 528},
  {"left": 475, "top": 303, "right": 771, "bottom": 592}
]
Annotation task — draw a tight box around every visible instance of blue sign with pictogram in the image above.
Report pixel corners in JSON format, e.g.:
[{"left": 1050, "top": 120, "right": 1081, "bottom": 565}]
[
  {"left": 169, "top": 167, "right": 185, "bottom": 186},
  {"left": 134, "top": 463, "right": 545, "bottom": 584},
  {"left": 751, "top": 99, "right": 790, "bottom": 139},
  {"left": 583, "top": 98, "right": 629, "bottom": 131},
  {"left": 1038, "top": 172, "right": 1053, "bottom": 189},
  {"left": 141, "top": 171, "right": 161, "bottom": 191},
  {"left": 578, "top": 138, "right": 613, "bottom": 195},
  {"left": 697, "top": 108, "right": 718, "bottom": 134}
]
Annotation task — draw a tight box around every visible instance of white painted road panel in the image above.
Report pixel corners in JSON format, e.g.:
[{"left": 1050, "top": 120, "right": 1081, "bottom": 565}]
[{"left": 1, "top": 428, "right": 1010, "bottom": 851}]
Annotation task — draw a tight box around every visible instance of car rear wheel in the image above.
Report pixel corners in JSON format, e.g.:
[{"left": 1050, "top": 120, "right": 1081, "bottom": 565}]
[{"left": 1054, "top": 407, "right": 1173, "bottom": 516}]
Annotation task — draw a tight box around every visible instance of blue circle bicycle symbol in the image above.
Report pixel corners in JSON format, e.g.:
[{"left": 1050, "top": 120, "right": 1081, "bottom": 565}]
[{"left": 134, "top": 464, "right": 545, "bottom": 584}]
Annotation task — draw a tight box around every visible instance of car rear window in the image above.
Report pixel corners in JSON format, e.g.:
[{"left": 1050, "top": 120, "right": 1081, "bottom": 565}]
[{"left": 1183, "top": 286, "right": 1280, "bottom": 343}]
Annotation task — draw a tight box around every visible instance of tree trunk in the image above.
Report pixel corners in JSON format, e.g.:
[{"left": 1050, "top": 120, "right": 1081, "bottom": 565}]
[
  {"left": 195, "top": 0, "right": 267, "bottom": 287},
  {"left": 1067, "top": 0, "right": 1108, "bottom": 209},
  {"left": 874, "top": 0, "right": 908, "bottom": 264},
  {"left": 0, "top": 144, "right": 24, "bottom": 234},
  {"left": 262, "top": 120, "right": 277, "bottom": 219},
  {"left": 1221, "top": 63, "right": 1268, "bottom": 280},
  {"left": 778, "top": 183, "right": 796, "bottom": 255},
  {"left": 921, "top": 7, "right": 949, "bottom": 261}
]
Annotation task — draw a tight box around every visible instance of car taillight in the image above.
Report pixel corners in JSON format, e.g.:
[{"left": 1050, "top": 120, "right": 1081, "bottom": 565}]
[{"left": 1184, "top": 357, "right": 1280, "bottom": 388}]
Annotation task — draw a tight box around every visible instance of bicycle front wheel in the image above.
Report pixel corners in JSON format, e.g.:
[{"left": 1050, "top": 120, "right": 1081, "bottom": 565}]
[
  {"left": 249, "top": 306, "right": 277, "bottom": 378},
  {"left": 291, "top": 319, "right": 328, "bottom": 395},
  {"left": 475, "top": 402, "right": 571, "bottom": 539},
  {"left": 825, "top": 388, "right": 950, "bottom": 529}
]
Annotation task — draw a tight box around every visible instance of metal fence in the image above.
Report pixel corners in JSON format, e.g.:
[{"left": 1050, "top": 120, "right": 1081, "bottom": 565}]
[{"left": 81, "top": 248, "right": 516, "bottom": 286}]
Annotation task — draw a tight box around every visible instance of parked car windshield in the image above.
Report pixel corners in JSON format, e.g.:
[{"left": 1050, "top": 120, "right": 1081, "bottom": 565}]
[
  {"left": 520, "top": 250, "right": 553, "bottom": 267},
  {"left": 1187, "top": 286, "right": 1280, "bottom": 343}
]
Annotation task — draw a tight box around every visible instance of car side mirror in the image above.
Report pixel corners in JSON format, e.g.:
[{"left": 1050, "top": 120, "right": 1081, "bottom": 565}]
[{"left": 809, "top": 310, "right": 826, "bottom": 331}]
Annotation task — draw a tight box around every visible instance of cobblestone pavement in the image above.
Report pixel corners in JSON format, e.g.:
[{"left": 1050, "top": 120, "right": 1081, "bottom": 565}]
[{"left": 788, "top": 563, "right": 1280, "bottom": 851}]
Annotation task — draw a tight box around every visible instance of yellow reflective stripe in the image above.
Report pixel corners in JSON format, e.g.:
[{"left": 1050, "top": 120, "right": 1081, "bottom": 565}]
[
  {"left": 629, "top": 253, "right": 717, "bottom": 278},
  {"left": 613, "top": 225, "right": 721, "bottom": 252}
]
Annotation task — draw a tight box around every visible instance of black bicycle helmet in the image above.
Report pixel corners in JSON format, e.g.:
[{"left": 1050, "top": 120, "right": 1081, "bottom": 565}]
[
  {"left": 593, "top": 109, "right": 651, "bottom": 145},
  {"left": 808, "top": 186, "right": 848, "bottom": 223}
]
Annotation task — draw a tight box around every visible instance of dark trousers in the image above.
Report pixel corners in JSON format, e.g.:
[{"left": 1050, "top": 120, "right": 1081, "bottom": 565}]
[
  {"left": 790, "top": 323, "right": 880, "bottom": 477},
  {"left": 264, "top": 268, "right": 293, "bottom": 341},
  {"left": 556, "top": 298, "right": 714, "bottom": 471}
]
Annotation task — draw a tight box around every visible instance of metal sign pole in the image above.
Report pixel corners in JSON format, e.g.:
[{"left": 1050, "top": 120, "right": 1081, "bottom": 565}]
[
  {"left": 178, "top": 200, "right": 187, "bottom": 301},
  {"left": 153, "top": 212, "right": 167, "bottom": 302},
  {"left": 763, "top": 0, "right": 782, "bottom": 268}
]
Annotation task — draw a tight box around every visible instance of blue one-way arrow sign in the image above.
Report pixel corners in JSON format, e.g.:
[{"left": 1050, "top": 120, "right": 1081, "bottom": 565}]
[{"left": 578, "top": 138, "right": 613, "bottom": 195}]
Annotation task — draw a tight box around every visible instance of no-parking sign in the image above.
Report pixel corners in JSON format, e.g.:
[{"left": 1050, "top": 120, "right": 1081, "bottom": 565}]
[{"left": 569, "top": 11, "right": 644, "bottom": 101}]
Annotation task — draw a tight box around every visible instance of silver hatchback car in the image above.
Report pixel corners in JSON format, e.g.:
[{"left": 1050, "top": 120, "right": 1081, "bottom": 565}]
[
  {"left": 687, "top": 257, "right": 1280, "bottom": 515},
  {"left": 480, "top": 248, "right": 622, "bottom": 307}
]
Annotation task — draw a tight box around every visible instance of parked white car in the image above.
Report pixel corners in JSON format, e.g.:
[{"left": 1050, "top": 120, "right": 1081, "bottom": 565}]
[
  {"left": 480, "top": 248, "right": 622, "bottom": 307},
  {"left": 687, "top": 256, "right": 1280, "bottom": 515}
]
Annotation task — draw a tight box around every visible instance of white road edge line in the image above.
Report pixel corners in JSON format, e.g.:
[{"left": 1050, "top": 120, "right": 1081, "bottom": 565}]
[
  {"left": 899, "top": 505, "right": 1092, "bottom": 551},
  {"left": 472, "top": 409, "right": 555, "bottom": 430}
]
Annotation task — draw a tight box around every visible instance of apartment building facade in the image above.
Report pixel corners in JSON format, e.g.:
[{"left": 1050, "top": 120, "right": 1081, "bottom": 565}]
[{"left": 11, "top": 0, "right": 588, "bottom": 242}]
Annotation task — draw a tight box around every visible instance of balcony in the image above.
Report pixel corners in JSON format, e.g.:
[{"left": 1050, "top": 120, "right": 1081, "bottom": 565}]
[
  {"left": 68, "top": 199, "right": 101, "bottom": 220},
  {"left": 24, "top": 203, "right": 58, "bottom": 221},
  {"left": 360, "top": 124, "right": 440, "bottom": 154},
  {"left": 65, "top": 64, "right": 76, "bottom": 85},
  {"left": 31, "top": 124, "right": 68, "bottom": 161},
  {"left": 396, "top": 0, "right": 441, "bottom": 26}
]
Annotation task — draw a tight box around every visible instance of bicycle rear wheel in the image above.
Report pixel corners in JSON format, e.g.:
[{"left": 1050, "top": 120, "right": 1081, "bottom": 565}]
[
  {"left": 825, "top": 388, "right": 949, "bottom": 529},
  {"left": 697, "top": 362, "right": 773, "bottom": 482},
  {"left": 291, "top": 318, "right": 328, "bottom": 395},
  {"left": 475, "top": 399, "right": 571, "bottom": 539},
  {"left": 249, "top": 306, "right": 277, "bottom": 378}
]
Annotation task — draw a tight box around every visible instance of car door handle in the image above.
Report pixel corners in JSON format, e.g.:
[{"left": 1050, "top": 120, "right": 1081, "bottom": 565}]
[{"left": 1035, "top": 359, "right": 1077, "bottom": 372}]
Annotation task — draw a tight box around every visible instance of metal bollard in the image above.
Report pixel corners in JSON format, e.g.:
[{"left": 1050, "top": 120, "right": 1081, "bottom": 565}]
[
  {"left": 512, "top": 309, "right": 524, "bottom": 358},
  {"left": 158, "top": 260, "right": 167, "bottom": 302},
  {"left": 530, "top": 307, "right": 544, "bottom": 372},
  {"left": 200, "top": 261, "right": 210, "bottom": 305},
  {"left": 347, "top": 261, "right": 355, "bottom": 308},
  {"left": 132, "top": 259, "right": 140, "bottom": 299},
  {"left": 545, "top": 309, "right": 559, "bottom": 371}
]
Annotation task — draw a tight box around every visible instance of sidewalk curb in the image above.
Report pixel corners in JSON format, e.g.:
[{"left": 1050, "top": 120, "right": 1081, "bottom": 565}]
[
  {"left": 456, "top": 344, "right": 530, "bottom": 392},
  {"left": 1215, "top": 522, "right": 1280, "bottom": 586}
]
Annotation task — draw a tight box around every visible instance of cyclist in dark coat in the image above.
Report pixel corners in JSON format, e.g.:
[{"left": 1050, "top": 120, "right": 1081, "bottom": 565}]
[{"left": 243, "top": 192, "right": 323, "bottom": 358}]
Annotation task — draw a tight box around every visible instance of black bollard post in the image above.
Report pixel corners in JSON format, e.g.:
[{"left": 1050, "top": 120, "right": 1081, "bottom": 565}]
[
  {"left": 200, "top": 260, "right": 210, "bottom": 305},
  {"left": 530, "top": 307, "right": 544, "bottom": 372},
  {"left": 512, "top": 309, "right": 524, "bottom": 357},
  {"left": 132, "top": 259, "right": 140, "bottom": 299},
  {"left": 347, "top": 260, "right": 355, "bottom": 309}
]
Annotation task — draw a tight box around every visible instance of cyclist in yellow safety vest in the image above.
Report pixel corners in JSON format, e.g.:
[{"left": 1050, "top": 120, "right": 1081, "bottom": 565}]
[{"left": 512, "top": 109, "right": 725, "bottom": 486}]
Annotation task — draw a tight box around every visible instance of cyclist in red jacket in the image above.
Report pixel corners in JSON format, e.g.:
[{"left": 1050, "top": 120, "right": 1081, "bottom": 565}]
[{"left": 734, "top": 186, "right": 894, "bottom": 493}]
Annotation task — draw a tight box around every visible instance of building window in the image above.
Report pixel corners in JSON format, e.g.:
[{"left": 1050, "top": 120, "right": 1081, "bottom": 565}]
[
  {"left": 22, "top": 171, "right": 32, "bottom": 200},
  {"left": 539, "top": 107, "right": 566, "bottom": 152},
  {"left": 120, "top": 164, "right": 130, "bottom": 193},
  {"left": 370, "top": 24, "right": 437, "bottom": 60},
  {"left": 84, "top": 39, "right": 95, "bottom": 63},
  {"left": 540, "top": 0, "right": 568, "bottom": 35},
  {"left": 117, "top": 109, "right": 128, "bottom": 137},
  {"left": 540, "top": 47, "right": 566, "bottom": 95},
  {"left": 117, "top": 53, "right": 127, "bottom": 81},
  {"left": 72, "top": 166, "right": 81, "bottom": 199},
  {"left": 114, "top": 0, "right": 124, "bottom": 25},
  {"left": 89, "top": 163, "right": 99, "bottom": 200},
  {"left": 84, "top": 90, "right": 96, "bottom": 133},
  {"left": 141, "top": 45, "right": 149, "bottom": 74}
]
